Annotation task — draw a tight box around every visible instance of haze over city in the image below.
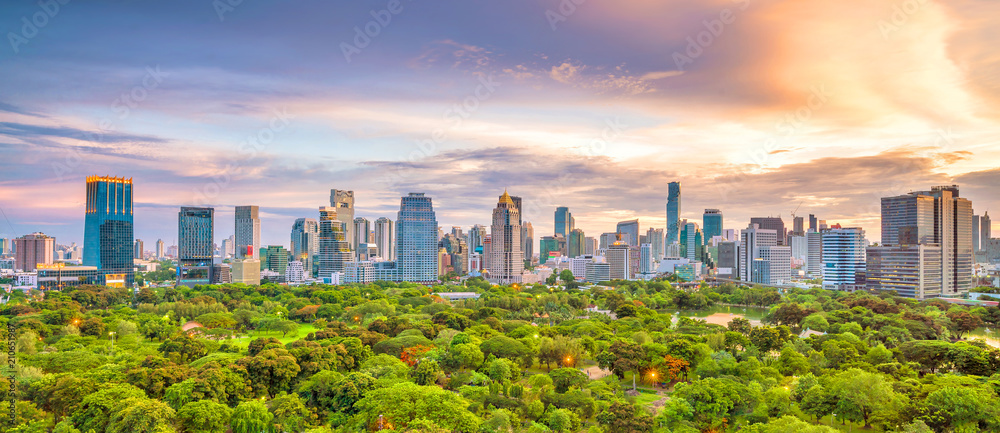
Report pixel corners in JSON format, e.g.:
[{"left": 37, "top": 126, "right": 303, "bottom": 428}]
[{"left": 2, "top": 0, "right": 999, "bottom": 248}]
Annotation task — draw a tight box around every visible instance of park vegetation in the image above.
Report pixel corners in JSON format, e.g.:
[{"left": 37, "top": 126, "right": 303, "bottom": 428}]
[{"left": 2, "top": 276, "right": 1000, "bottom": 432}]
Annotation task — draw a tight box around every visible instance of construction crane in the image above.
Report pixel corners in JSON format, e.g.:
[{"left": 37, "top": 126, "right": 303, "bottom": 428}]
[{"left": 790, "top": 201, "right": 803, "bottom": 220}]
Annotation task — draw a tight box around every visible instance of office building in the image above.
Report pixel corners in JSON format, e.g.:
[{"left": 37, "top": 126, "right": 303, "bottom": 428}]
[
  {"left": 353, "top": 217, "right": 371, "bottom": 252},
  {"left": 554, "top": 207, "right": 575, "bottom": 239},
  {"left": 467, "top": 224, "right": 487, "bottom": 254},
  {"left": 83, "top": 175, "right": 134, "bottom": 286},
  {"left": 487, "top": 191, "right": 523, "bottom": 284},
  {"left": 235, "top": 205, "right": 261, "bottom": 259},
  {"left": 822, "top": 228, "right": 866, "bottom": 291},
  {"left": 585, "top": 237, "right": 598, "bottom": 255},
  {"left": 750, "top": 217, "right": 787, "bottom": 245},
  {"left": 639, "top": 243, "right": 655, "bottom": 275},
  {"left": 866, "top": 245, "right": 943, "bottom": 299},
  {"left": 680, "top": 222, "right": 704, "bottom": 262},
  {"left": 645, "top": 228, "right": 664, "bottom": 260},
  {"left": 330, "top": 189, "right": 356, "bottom": 252},
  {"left": 607, "top": 237, "right": 631, "bottom": 280},
  {"left": 210, "top": 264, "right": 232, "bottom": 284},
  {"left": 739, "top": 223, "right": 784, "bottom": 284},
  {"left": 568, "top": 228, "right": 585, "bottom": 258},
  {"left": 539, "top": 236, "right": 564, "bottom": 264},
  {"left": 521, "top": 222, "right": 534, "bottom": 262},
  {"left": 285, "top": 261, "right": 305, "bottom": 283},
  {"left": 792, "top": 216, "right": 805, "bottom": 237},
  {"left": 983, "top": 212, "right": 992, "bottom": 250},
  {"left": 155, "top": 239, "right": 165, "bottom": 259},
  {"left": 616, "top": 219, "right": 640, "bottom": 247},
  {"left": 231, "top": 259, "right": 261, "bottom": 285},
  {"left": 14, "top": 233, "right": 55, "bottom": 272},
  {"left": 374, "top": 217, "right": 395, "bottom": 261},
  {"left": 880, "top": 185, "right": 973, "bottom": 296},
  {"left": 717, "top": 241, "right": 737, "bottom": 278},
  {"left": 750, "top": 246, "right": 791, "bottom": 286},
  {"left": 667, "top": 181, "right": 681, "bottom": 244},
  {"left": 790, "top": 235, "right": 808, "bottom": 263},
  {"left": 440, "top": 234, "right": 469, "bottom": 276},
  {"left": 395, "top": 193, "right": 439, "bottom": 283},
  {"left": 134, "top": 239, "right": 144, "bottom": 260},
  {"left": 973, "top": 215, "right": 982, "bottom": 252},
  {"left": 291, "top": 218, "right": 319, "bottom": 276},
  {"left": 809, "top": 214, "right": 818, "bottom": 232},
  {"left": 264, "top": 245, "right": 288, "bottom": 276},
  {"left": 599, "top": 232, "right": 616, "bottom": 250},
  {"left": 318, "top": 206, "right": 352, "bottom": 279},
  {"left": 178, "top": 207, "right": 215, "bottom": 287},
  {"left": 703, "top": 209, "right": 723, "bottom": 244},
  {"left": 585, "top": 261, "right": 611, "bottom": 283},
  {"left": 806, "top": 231, "right": 824, "bottom": 277}
]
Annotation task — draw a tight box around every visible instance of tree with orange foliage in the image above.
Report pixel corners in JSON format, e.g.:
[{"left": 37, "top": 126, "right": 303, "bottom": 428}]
[
  {"left": 662, "top": 355, "right": 690, "bottom": 383},
  {"left": 400, "top": 345, "right": 434, "bottom": 367}
]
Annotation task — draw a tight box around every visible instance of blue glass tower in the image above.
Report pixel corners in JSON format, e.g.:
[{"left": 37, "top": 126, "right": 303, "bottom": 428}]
[
  {"left": 554, "top": 206, "right": 574, "bottom": 238},
  {"left": 83, "top": 176, "right": 134, "bottom": 287},
  {"left": 396, "top": 193, "right": 438, "bottom": 283},
  {"left": 703, "top": 209, "right": 723, "bottom": 244},
  {"left": 666, "top": 182, "right": 681, "bottom": 244},
  {"left": 177, "top": 207, "right": 214, "bottom": 287}
]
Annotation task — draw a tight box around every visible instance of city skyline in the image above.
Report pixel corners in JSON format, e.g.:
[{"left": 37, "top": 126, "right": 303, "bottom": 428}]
[{"left": 2, "top": 2, "right": 1000, "bottom": 249}]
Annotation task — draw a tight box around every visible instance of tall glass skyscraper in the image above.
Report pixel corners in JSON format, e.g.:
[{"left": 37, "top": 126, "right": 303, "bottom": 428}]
[
  {"left": 666, "top": 182, "right": 681, "bottom": 244},
  {"left": 703, "top": 209, "right": 723, "bottom": 244},
  {"left": 84, "top": 176, "right": 134, "bottom": 286},
  {"left": 318, "top": 207, "right": 352, "bottom": 279},
  {"left": 331, "top": 189, "right": 355, "bottom": 251},
  {"left": 178, "top": 207, "right": 214, "bottom": 286},
  {"left": 396, "top": 193, "right": 438, "bottom": 283},
  {"left": 554, "top": 206, "right": 574, "bottom": 238},
  {"left": 616, "top": 219, "right": 640, "bottom": 247},
  {"left": 290, "top": 218, "right": 319, "bottom": 276}
]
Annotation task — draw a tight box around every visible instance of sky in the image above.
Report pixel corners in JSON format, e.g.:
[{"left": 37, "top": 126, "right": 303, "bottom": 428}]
[{"left": 1, "top": 0, "right": 999, "bottom": 250}]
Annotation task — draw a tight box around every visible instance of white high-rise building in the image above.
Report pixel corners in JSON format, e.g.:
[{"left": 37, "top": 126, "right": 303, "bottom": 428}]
[
  {"left": 155, "top": 239, "right": 165, "bottom": 259},
  {"left": 607, "top": 239, "right": 631, "bottom": 280},
  {"left": 285, "top": 261, "right": 305, "bottom": 283},
  {"left": 374, "top": 217, "right": 395, "bottom": 261},
  {"left": 488, "top": 191, "right": 523, "bottom": 285},
  {"left": 353, "top": 217, "right": 371, "bottom": 252},
  {"left": 822, "top": 228, "right": 866, "bottom": 291},
  {"left": 806, "top": 231, "right": 824, "bottom": 278},
  {"left": 235, "top": 205, "right": 261, "bottom": 259},
  {"left": 740, "top": 223, "right": 788, "bottom": 285}
]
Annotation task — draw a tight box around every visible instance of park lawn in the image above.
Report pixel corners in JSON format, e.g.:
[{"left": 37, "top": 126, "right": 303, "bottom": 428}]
[{"left": 228, "top": 323, "right": 318, "bottom": 348}]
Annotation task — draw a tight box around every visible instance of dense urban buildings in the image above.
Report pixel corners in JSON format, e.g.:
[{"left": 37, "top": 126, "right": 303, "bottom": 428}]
[
  {"left": 83, "top": 176, "right": 134, "bottom": 286},
  {"left": 290, "top": 218, "right": 319, "bottom": 277},
  {"left": 521, "top": 222, "right": 534, "bottom": 264},
  {"left": 750, "top": 217, "right": 787, "bottom": 246},
  {"left": 235, "top": 205, "right": 261, "bottom": 259},
  {"left": 568, "top": 228, "right": 586, "bottom": 258}
]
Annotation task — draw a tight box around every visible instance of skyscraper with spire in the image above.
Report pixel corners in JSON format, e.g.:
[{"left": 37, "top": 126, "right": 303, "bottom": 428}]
[{"left": 488, "top": 190, "right": 523, "bottom": 284}]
